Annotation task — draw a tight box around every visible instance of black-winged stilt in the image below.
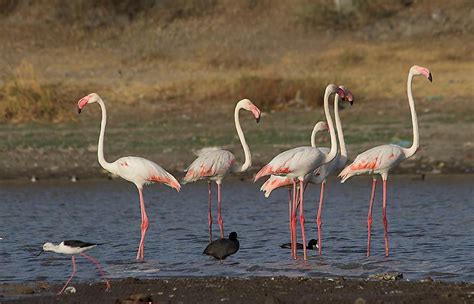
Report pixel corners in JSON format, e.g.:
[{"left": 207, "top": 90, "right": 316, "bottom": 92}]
[
  {"left": 203, "top": 232, "right": 239, "bottom": 260},
  {"left": 38, "top": 240, "right": 111, "bottom": 295}
]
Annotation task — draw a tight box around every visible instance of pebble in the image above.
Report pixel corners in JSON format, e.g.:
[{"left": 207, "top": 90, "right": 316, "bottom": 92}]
[
  {"left": 368, "top": 272, "right": 403, "bottom": 281},
  {"left": 354, "top": 297, "right": 366, "bottom": 304}
]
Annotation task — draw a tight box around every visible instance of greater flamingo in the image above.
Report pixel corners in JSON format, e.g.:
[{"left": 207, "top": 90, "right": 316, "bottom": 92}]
[
  {"left": 339, "top": 65, "right": 432, "bottom": 257},
  {"left": 254, "top": 84, "right": 347, "bottom": 260},
  {"left": 77, "top": 93, "right": 181, "bottom": 261},
  {"left": 183, "top": 99, "right": 261, "bottom": 241},
  {"left": 260, "top": 89, "right": 354, "bottom": 255}
]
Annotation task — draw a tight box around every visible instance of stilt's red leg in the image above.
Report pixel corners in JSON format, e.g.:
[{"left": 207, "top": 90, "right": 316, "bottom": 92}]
[
  {"left": 217, "top": 182, "right": 224, "bottom": 238},
  {"left": 208, "top": 181, "right": 213, "bottom": 242},
  {"left": 58, "top": 256, "right": 76, "bottom": 295},
  {"left": 299, "top": 180, "right": 307, "bottom": 260},
  {"left": 81, "top": 253, "right": 111, "bottom": 290},
  {"left": 316, "top": 180, "right": 325, "bottom": 255},
  {"left": 367, "top": 178, "right": 377, "bottom": 257},
  {"left": 292, "top": 180, "right": 298, "bottom": 259},
  {"left": 382, "top": 177, "right": 389, "bottom": 257},
  {"left": 136, "top": 188, "right": 149, "bottom": 260}
]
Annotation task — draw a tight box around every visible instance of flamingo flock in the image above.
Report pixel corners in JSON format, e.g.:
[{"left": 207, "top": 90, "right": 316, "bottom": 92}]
[{"left": 75, "top": 65, "right": 431, "bottom": 262}]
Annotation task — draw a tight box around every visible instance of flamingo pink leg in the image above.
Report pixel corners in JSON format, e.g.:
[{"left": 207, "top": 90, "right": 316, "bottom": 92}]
[
  {"left": 80, "top": 253, "right": 111, "bottom": 290},
  {"left": 291, "top": 180, "right": 298, "bottom": 259},
  {"left": 208, "top": 181, "right": 213, "bottom": 242},
  {"left": 288, "top": 188, "right": 293, "bottom": 255},
  {"left": 58, "top": 256, "right": 76, "bottom": 295},
  {"left": 367, "top": 178, "right": 377, "bottom": 257},
  {"left": 382, "top": 177, "right": 389, "bottom": 257},
  {"left": 316, "top": 180, "right": 325, "bottom": 255},
  {"left": 136, "top": 188, "right": 149, "bottom": 260},
  {"left": 299, "top": 179, "right": 307, "bottom": 260},
  {"left": 217, "top": 182, "right": 224, "bottom": 238}
]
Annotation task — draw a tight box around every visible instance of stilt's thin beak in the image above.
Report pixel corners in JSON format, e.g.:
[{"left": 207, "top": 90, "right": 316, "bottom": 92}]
[{"left": 37, "top": 250, "right": 44, "bottom": 256}]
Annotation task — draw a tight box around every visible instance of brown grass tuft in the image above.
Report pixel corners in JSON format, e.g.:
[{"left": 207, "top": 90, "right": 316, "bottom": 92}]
[
  {"left": 0, "top": 61, "right": 76, "bottom": 122},
  {"left": 233, "top": 75, "right": 327, "bottom": 111}
]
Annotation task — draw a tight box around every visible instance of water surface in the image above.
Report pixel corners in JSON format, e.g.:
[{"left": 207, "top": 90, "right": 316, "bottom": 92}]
[{"left": 0, "top": 175, "right": 472, "bottom": 283}]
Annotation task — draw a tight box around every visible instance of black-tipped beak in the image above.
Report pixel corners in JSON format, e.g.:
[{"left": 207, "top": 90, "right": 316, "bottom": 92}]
[
  {"left": 256, "top": 116, "right": 260, "bottom": 123},
  {"left": 349, "top": 100, "right": 354, "bottom": 106},
  {"left": 37, "top": 250, "right": 44, "bottom": 256},
  {"left": 428, "top": 73, "right": 432, "bottom": 82},
  {"left": 78, "top": 108, "right": 82, "bottom": 114}
]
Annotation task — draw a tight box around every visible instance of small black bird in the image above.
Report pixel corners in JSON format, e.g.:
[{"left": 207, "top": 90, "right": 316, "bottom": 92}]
[
  {"left": 280, "top": 239, "right": 318, "bottom": 250},
  {"left": 203, "top": 232, "right": 239, "bottom": 260}
]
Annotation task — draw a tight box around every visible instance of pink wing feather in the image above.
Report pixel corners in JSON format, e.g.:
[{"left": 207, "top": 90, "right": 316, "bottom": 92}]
[
  {"left": 114, "top": 156, "right": 181, "bottom": 191},
  {"left": 255, "top": 146, "right": 325, "bottom": 181},
  {"left": 339, "top": 144, "right": 405, "bottom": 182},
  {"left": 183, "top": 149, "right": 236, "bottom": 183}
]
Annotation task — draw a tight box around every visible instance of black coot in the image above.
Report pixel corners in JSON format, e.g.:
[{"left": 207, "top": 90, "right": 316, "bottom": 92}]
[
  {"left": 280, "top": 239, "right": 318, "bottom": 250},
  {"left": 203, "top": 232, "right": 239, "bottom": 260}
]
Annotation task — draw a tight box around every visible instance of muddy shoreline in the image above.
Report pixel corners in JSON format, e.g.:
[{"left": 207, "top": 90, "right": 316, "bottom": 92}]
[{"left": 1, "top": 277, "right": 473, "bottom": 304}]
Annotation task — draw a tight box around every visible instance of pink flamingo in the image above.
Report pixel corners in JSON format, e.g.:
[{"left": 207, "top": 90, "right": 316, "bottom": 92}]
[
  {"left": 254, "top": 84, "right": 347, "bottom": 260},
  {"left": 77, "top": 93, "right": 181, "bottom": 261},
  {"left": 261, "top": 89, "right": 354, "bottom": 256},
  {"left": 260, "top": 121, "right": 328, "bottom": 256},
  {"left": 183, "top": 99, "right": 261, "bottom": 241},
  {"left": 339, "top": 65, "right": 432, "bottom": 257}
]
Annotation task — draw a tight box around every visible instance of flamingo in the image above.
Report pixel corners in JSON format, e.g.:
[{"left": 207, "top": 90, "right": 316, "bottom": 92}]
[
  {"left": 254, "top": 84, "right": 347, "bottom": 260},
  {"left": 77, "top": 93, "right": 181, "bottom": 261},
  {"left": 183, "top": 98, "right": 261, "bottom": 241},
  {"left": 260, "top": 89, "right": 354, "bottom": 256},
  {"left": 339, "top": 65, "right": 432, "bottom": 257},
  {"left": 260, "top": 120, "right": 328, "bottom": 256}
]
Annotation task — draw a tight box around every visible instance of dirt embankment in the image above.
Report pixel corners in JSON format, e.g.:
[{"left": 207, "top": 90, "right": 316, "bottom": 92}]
[{"left": 1, "top": 277, "right": 473, "bottom": 304}]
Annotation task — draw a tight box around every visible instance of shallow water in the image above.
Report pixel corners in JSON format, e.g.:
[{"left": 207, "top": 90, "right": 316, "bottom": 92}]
[{"left": 0, "top": 175, "right": 473, "bottom": 283}]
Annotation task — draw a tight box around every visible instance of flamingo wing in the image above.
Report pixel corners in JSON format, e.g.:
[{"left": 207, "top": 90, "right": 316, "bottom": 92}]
[
  {"left": 114, "top": 156, "right": 181, "bottom": 191},
  {"left": 183, "top": 149, "right": 235, "bottom": 183},
  {"left": 260, "top": 175, "right": 293, "bottom": 197},
  {"left": 255, "top": 146, "right": 325, "bottom": 181},
  {"left": 339, "top": 144, "right": 405, "bottom": 182}
]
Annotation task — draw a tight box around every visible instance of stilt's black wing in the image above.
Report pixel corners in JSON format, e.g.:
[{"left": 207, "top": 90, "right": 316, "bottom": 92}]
[{"left": 63, "top": 240, "right": 99, "bottom": 248}]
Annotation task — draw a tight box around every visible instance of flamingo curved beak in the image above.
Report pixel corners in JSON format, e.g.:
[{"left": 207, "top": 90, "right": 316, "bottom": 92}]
[
  {"left": 346, "top": 91, "right": 354, "bottom": 106},
  {"left": 428, "top": 72, "right": 433, "bottom": 82},
  {"left": 336, "top": 87, "right": 346, "bottom": 100},
  {"left": 77, "top": 95, "right": 90, "bottom": 114},
  {"left": 250, "top": 105, "right": 261, "bottom": 123}
]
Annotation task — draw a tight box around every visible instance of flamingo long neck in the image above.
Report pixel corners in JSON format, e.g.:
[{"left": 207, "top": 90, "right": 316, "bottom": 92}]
[
  {"left": 97, "top": 99, "right": 115, "bottom": 173},
  {"left": 403, "top": 71, "right": 419, "bottom": 158},
  {"left": 234, "top": 104, "right": 252, "bottom": 172},
  {"left": 334, "top": 94, "right": 347, "bottom": 167},
  {"left": 323, "top": 88, "right": 338, "bottom": 163},
  {"left": 310, "top": 125, "right": 319, "bottom": 148}
]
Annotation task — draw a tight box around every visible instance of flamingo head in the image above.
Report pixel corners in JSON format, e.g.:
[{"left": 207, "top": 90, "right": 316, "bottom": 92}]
[
  {"left": 314, "top": 121, "right": 329, "bottom": 132},
  {"left": 77, "top": 93, "right": 101, "bottom": 114},
  {"left": 338, "top": 86, "right": 354, "bottom": 105},
  {"left": 326, "top": 84, "right": 346, "bottom": 100},
  {"left": 239, "top": 98, "right": 262, "bottom": 123},
  {"left": 411, "top": 65, "right": 432, "bottom": 82}
]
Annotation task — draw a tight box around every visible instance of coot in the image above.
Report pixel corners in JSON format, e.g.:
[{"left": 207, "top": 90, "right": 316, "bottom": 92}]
[{"left": 203, "top": 232, "right": 239, "bottom": 260}]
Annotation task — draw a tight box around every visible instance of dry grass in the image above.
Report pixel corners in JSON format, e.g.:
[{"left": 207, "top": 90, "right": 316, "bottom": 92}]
[{"left": 0, "top": 61, "right": 77, "bottom": 122}]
